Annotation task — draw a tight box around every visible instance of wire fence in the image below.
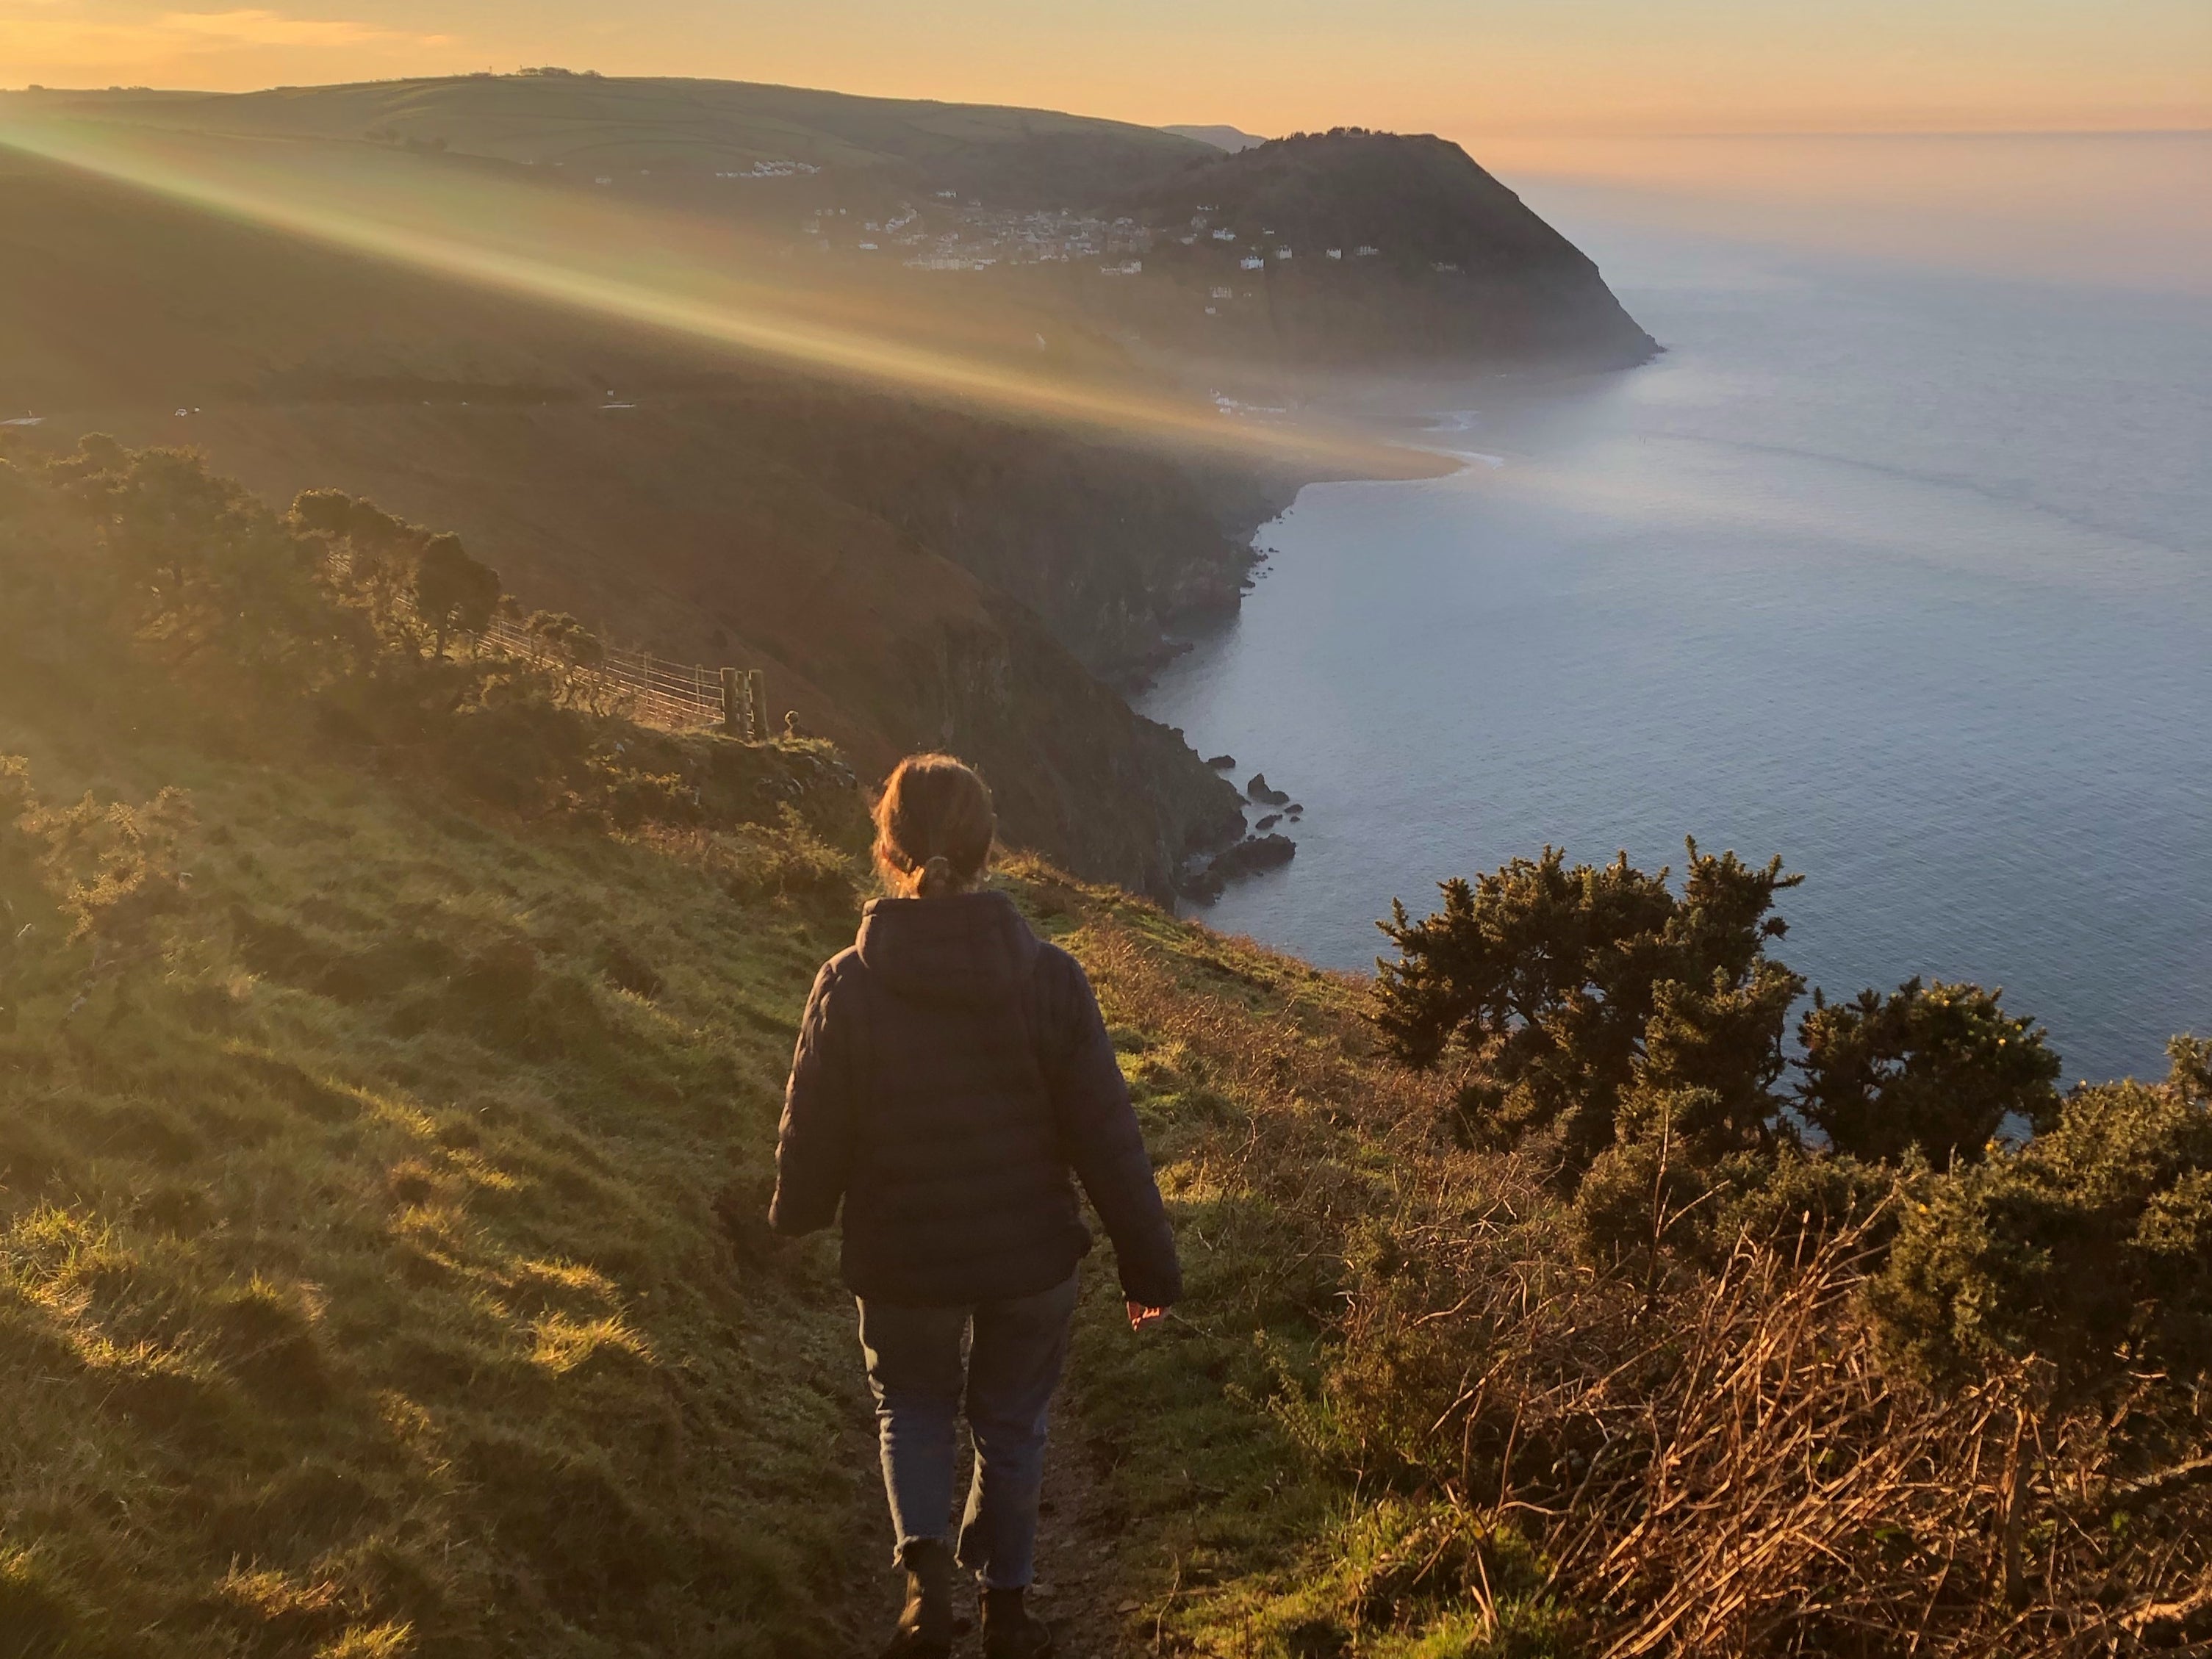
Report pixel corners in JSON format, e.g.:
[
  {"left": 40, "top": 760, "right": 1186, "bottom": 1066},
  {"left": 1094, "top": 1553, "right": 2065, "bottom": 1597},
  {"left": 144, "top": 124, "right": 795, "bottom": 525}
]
[
  {"left": 473, "top": 611, "right": 755, "bottom": 732},
  {"left": 319, "top": 545, "right": 765, "bottom": 735}
]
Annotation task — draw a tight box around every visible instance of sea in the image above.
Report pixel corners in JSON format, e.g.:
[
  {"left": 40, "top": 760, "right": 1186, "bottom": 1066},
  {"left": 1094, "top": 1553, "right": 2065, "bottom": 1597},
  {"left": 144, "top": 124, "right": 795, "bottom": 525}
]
[{"left": 1141, "top": 134, "right": 2212, "bottom": 1084}]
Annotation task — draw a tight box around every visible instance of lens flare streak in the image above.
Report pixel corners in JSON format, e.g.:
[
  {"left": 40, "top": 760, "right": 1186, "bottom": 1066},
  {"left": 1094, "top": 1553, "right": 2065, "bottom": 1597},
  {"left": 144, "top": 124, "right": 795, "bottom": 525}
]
[{"left": 0, "top": 118, "right": 1418, "bottom": 472}]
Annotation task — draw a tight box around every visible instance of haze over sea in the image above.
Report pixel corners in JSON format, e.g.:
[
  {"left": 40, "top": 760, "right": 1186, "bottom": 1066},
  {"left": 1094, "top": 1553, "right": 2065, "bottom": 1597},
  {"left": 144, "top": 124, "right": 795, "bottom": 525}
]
[{"left": 1144, "top": 133, "right": 2212, "bottom": 1084}]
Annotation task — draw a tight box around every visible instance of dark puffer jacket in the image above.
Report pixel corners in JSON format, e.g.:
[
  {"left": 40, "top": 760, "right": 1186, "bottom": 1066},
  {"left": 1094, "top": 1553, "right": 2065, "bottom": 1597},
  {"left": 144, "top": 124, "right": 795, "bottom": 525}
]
[{"left": 769, "top": 890, "right": 1182, "bottom": 1309}]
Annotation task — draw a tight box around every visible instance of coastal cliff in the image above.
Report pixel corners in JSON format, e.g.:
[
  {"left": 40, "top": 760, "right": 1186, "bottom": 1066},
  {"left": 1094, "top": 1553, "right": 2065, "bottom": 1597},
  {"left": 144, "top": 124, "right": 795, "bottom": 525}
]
[
  {"left": 1102, "top": 130, "right": 1659, "bottom": 371},
  {"left": 0, "top": 87, "right": 1659, "bottom": 895}
]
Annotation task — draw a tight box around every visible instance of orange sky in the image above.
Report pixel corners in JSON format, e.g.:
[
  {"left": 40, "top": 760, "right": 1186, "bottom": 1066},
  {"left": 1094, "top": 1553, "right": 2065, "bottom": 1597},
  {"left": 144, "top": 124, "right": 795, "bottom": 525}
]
[{"left": 3, "top": 1, "right": 2207, "bottom": 139}]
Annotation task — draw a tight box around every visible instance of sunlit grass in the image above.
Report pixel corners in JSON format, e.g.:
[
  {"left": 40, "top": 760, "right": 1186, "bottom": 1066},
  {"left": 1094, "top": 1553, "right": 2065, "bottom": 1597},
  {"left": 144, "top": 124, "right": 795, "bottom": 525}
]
[{"left": 0, "top": 730, "right": 881, "bottom": 1654}]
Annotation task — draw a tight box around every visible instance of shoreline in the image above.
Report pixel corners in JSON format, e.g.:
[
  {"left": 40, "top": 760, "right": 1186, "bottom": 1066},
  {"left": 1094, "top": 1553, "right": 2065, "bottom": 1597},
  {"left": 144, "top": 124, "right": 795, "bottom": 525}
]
[{"left": 1148, "top": 353, "right": 1665, "bottom": 909}]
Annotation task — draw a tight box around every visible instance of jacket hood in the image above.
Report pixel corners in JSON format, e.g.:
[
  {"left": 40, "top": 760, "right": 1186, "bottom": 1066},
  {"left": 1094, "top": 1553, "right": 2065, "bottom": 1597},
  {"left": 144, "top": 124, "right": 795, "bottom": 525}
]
[{"left": 855, "top": 889, "right": 1041, "bottom": 1006}]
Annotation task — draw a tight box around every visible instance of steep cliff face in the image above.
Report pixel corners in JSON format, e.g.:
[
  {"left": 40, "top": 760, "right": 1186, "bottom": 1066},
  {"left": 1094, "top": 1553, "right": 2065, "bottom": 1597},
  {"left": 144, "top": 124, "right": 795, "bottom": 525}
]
[
  {"left": 890, "top": 601, "right": 1248, "bottom": 893},
  {"left": 728, "top": 397, "right": 1300, "bottom": 681},
  {"left": 1105, "top": 131, "right": 1659, "bottom": 371},
  {"left": 0, "top": 102, "right": 1657, "bottom": 898}
]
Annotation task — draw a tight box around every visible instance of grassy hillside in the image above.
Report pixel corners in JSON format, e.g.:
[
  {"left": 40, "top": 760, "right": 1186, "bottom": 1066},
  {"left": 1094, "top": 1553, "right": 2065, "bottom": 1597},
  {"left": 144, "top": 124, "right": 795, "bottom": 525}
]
[
  {"left": 0, "top": 144, "right": 1265, "bottom": 899},
  {"left": 3, "top": 76, "right": 1215, "bottom": 203},
  {"left": 0, "top": 748, "right": 887, "bottom": 1654},
  {"left": 0, "top": 76, "right": 1656, "bottom": 379},
  {"left": 3, "top": 438, "right": 2208, "bottom": 1655},
  {"left": 0, "top": 442, "right": 890, "bottom": 1652}
]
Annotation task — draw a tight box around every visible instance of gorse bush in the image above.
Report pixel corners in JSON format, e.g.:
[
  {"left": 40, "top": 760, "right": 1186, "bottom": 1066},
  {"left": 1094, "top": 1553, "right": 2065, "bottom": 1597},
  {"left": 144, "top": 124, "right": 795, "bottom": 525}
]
[
  {"left": 0, "top": 755, "right": 193, "bottom": 951},
  {"left": 1376, "top": 842, "right": 2089, "bottom": 1271},
  {"left": 1376, "top": 841, "right": 2070, "bottom": 1179},
  {"left": 1373, "top": 841, "right": 1803, "bottom": 1171},
  {"left": 1352, "top": 842, "right": 2212, "bottom": 1649},
  {"left": 1799, "top": 976, "right": 2062, "bottom": 1164},
  {"left": 1875, "top": 1037, "right": 2212, "bottom": 1400},
  {"left": 289, "top": 486, "right": 500, "bottom": 658}
]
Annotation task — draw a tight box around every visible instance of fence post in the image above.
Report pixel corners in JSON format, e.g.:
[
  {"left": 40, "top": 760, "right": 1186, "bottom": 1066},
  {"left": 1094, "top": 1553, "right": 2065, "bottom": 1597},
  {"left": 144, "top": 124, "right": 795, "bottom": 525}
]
[
  {"left": 719, "top": 667, "right": 743, "bottom": 737},
  {"left": 744, "top": 669, "right": 764, "bottom": 742}
]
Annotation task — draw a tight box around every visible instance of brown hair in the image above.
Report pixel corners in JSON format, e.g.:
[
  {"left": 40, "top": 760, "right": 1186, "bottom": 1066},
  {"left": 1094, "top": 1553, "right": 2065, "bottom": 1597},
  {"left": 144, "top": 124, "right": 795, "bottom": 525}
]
[{"left": 872, "top": 754, "right": 996, "bottom": 898}]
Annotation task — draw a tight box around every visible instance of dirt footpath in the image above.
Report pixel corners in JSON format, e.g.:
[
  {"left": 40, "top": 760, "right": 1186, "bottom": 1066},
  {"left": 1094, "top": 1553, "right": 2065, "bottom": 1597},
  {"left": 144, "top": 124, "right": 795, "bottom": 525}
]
[{"left": 846, "top": 1406, "right": 1151, "bottom": 1658}]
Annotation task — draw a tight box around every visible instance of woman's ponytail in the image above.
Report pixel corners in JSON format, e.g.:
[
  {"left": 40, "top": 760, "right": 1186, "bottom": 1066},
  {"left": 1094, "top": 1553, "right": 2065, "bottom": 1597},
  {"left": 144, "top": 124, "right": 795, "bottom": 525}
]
[{"left": 872, "top": 755, "right": 997, "bottom": 898}]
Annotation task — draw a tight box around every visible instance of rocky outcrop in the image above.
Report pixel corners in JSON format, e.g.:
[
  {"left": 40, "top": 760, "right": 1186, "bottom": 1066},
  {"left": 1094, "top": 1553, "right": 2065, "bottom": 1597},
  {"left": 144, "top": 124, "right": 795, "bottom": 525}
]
[{"left": 1184, "top": 832, "right": 1298, "bottom": 902}]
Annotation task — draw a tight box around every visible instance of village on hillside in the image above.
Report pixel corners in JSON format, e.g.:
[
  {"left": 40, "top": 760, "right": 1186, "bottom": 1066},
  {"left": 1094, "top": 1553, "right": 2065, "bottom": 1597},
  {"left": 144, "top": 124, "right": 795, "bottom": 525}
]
[{"left": 797, "top": 193, "right": 1384, "bottom": 296}]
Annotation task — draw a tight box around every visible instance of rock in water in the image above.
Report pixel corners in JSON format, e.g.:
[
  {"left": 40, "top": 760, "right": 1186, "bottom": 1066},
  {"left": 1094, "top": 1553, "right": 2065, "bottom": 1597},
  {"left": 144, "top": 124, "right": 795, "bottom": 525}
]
[
  {"left": 1245, "top": 773, "right": 1291, "bottom": 805},
  {"left": 1205, "top": 754, "right": 1237, "bottom": 770},
  {"left": 1207, "top": 833, "right": 1296, "bottom": 882},
  {"left": 1179, "top": 863, "right": 1227, "bottom": 904},
  {"left": 1255, "top": 813, "right": 1282, "bottom": 832}
]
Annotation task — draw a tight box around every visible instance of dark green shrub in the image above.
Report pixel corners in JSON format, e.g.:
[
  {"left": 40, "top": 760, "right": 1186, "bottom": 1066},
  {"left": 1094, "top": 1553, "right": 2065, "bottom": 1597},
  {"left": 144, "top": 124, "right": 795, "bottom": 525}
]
[
  {"left": 1871, "top": 1037, "right": 2212, "bottom": 1398},
  {"left": 1375, "top": 841, "right": 1800, "bottom": 1170},
  {"left": 1571, "top": 1100, "right": 1737, "bottom": 1269},
  {"left": 1713, "top": 1144, "right": 1900, "bottom": 1264},
  {"left": 1569, "top": 1095, "right": 1894, "bottom": 1274},
  {"left": 412, "top": 532, "right": 501, "bottom": 656},
  {"left": 1798, "top": 977, "right": 2060, "bottom": 1165}
]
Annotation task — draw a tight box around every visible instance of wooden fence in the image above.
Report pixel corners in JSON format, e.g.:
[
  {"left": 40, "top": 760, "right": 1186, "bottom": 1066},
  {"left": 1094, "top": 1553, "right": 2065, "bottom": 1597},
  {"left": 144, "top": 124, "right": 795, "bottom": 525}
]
[
  {"left": 474, "top": 613, "right": 764, "bottom": 733},
  {"left": 323, "top": 547, "right": 766, "bottom": 735}
]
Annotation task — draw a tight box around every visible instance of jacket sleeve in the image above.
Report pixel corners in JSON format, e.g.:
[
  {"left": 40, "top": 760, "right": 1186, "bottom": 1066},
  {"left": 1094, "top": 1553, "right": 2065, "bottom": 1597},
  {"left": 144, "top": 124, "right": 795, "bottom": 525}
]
[
  {"left": 769, "top": 959, "right": 857, "bottom": 1237},
  {"left": 1040, "top": 949, "right": 1184, "bottom": 1307}
]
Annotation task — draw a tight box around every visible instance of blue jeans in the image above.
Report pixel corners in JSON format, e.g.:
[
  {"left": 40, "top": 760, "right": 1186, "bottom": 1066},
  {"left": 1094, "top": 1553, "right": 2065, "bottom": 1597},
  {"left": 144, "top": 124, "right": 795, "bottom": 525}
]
[{"left": 855, "top": 1271, "right": 1080, "bottom": 1590}]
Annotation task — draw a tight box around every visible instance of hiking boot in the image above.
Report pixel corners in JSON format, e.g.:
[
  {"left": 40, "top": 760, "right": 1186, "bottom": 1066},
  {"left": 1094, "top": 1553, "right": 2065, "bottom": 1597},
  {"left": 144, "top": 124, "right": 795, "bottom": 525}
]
[
  {"left": 980, "top": 1586, "right": 1054, "bottom": 1659},
  {"left": 880, "top": 1539, "right": 954, "bottom": 1658}
]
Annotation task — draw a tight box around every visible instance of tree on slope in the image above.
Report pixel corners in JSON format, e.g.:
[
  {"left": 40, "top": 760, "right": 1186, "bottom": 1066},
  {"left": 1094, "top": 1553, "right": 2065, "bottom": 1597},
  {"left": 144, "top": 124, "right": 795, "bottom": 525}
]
[
  {"left": 413, "top": 533, "right": 501, "bottom": 659},
  {"left": 1797, "top": 977, "right": 2061, "bottom": 1167},
  {"left": 1373, "top": 839, "right": 1802, "bottom": 1171}
]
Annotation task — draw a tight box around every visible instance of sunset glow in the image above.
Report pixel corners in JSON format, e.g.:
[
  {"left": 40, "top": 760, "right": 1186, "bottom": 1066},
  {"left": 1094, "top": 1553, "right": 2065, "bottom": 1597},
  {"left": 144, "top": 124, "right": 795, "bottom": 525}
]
[{"left": 3, "top": 1, "right": 2205, "bottom": 144}]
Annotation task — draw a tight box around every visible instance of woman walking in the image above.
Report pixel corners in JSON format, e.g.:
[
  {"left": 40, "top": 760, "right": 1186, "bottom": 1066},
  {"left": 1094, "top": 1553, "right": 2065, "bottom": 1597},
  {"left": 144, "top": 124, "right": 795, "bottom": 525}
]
[{"left": 770, "top": 755, "right": 1182, "bottom": 1658}]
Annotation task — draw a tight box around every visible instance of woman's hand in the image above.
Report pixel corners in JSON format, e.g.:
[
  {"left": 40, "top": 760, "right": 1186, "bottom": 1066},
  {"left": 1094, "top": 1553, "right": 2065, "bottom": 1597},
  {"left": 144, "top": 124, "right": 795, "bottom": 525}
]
[{"left": 1125, "top": 1300, "right": 1166, "bottom": 1332}]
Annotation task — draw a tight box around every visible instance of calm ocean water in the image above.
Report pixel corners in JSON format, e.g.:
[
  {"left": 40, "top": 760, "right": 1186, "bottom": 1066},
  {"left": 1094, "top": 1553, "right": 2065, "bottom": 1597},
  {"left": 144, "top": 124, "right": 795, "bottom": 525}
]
[{"left": 1143, "top": 138, "right": 2212, "bottom": 1083}]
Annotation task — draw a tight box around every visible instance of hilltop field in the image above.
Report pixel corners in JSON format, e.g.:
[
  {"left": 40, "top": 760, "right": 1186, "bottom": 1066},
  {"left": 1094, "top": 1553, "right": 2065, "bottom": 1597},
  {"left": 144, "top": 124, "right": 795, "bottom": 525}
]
[
  {"left": 0, "top": 76, "right": 1653, "bottom": 372},
  {"left": 4, "top": 435, "right": 2208, "bottom": 1656}
]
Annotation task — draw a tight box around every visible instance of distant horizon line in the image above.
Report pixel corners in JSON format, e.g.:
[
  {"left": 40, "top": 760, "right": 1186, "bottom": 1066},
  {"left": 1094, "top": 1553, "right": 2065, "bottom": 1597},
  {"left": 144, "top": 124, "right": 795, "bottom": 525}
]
[{"left": 0, "top": 78, "right": 2203, "bottom": 145}]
